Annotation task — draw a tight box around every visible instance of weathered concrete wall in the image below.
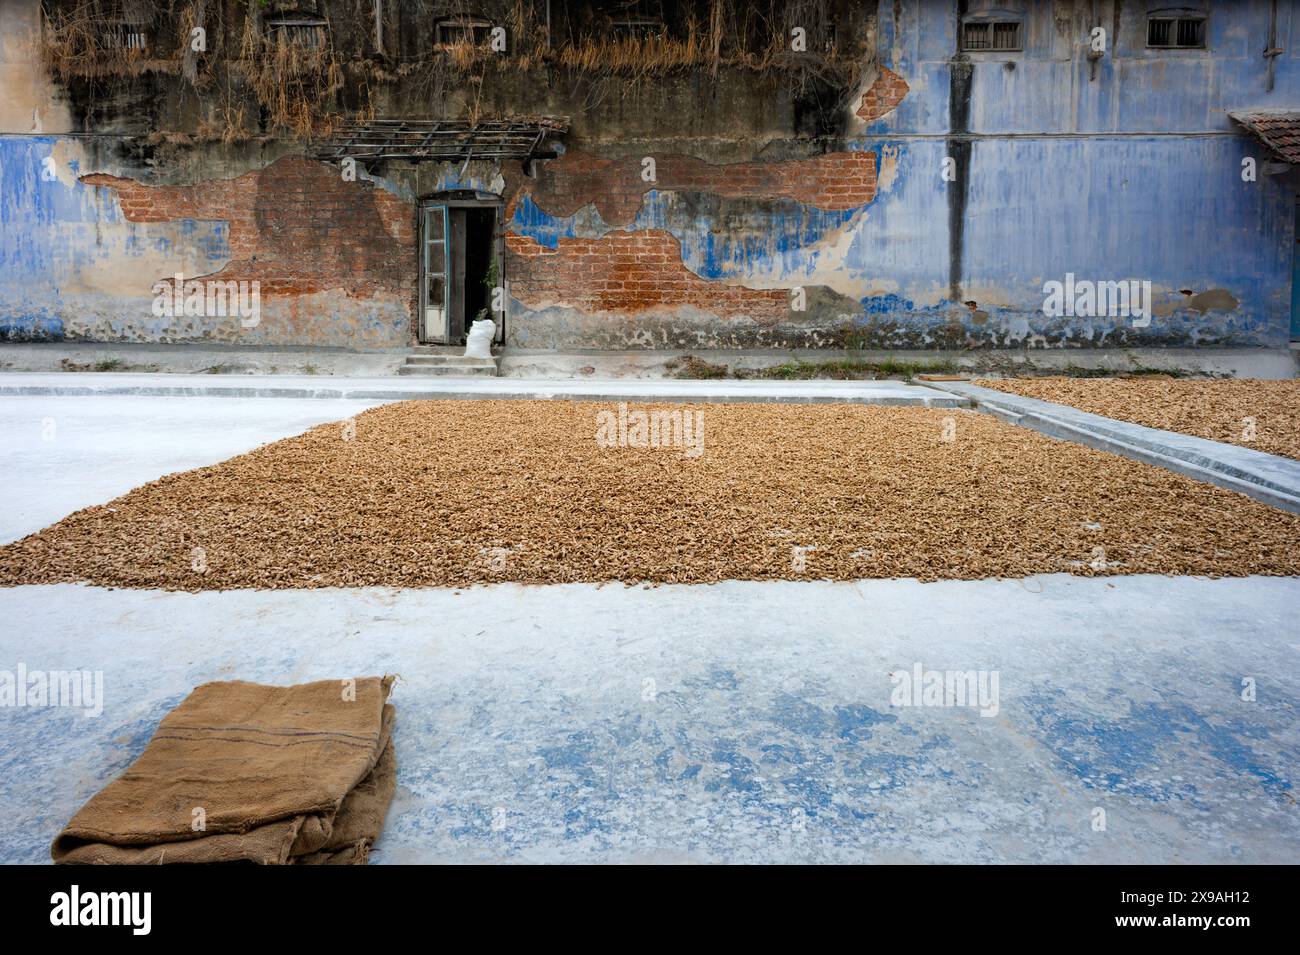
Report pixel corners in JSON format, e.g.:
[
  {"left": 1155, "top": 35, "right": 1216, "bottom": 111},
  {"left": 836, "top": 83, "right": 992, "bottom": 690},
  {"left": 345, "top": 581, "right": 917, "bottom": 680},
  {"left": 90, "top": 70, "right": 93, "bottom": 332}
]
[
  {"left": 0, "top": 139, "right": 412, "bottom": 347},
  {"left": 2, "top": 0, "right": 1298, "bottom": 350},
  {"left": 856, "top": 0, "right": 1299, "bottom": 348},
  {"left": 78, "top": 158, "right": 414, "bottom": 347},
  {"left": 0, "top": 0, "right": 72, "bottom": 134},
  {"left": 498, "top": 0, "right": 1300, "bottom": 349}
]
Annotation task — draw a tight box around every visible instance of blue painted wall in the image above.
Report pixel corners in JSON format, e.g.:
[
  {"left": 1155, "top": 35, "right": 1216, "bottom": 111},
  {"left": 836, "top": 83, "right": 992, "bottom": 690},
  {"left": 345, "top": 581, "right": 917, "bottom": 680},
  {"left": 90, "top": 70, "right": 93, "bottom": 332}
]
[
  {"left": 0, "top": 135, "right": 232, "bottom": 343},
  {"left": 3, "top": 0, "right": 1298, "bottom": 349},
  {"left": 500, "top": 0, "right": 1300, "bottom": 348},
  {"left": 857, "top": 0, "right": 1300, "bottom": 345}
]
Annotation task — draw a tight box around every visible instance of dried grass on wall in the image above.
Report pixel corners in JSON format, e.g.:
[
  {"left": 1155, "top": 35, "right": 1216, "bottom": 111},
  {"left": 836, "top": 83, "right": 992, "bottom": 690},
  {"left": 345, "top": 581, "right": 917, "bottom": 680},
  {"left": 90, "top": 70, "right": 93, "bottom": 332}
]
[
  {"left": 39, "top": 0, "right": 866, "bottom": 142},
  {"left": 235, "top": 14, "right": 349, "bottom": 138},
  {"left": 40, "top": 0, "right": 182, "bottom": 81}
]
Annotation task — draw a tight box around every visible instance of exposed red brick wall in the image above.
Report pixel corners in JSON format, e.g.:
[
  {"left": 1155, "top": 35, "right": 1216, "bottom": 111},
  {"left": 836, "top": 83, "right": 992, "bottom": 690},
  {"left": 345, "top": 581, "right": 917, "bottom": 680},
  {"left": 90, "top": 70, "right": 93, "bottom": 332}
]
[
  {"left": 513, "top": 151, "right": 877, "bottom": 226},
  {"left": 81, "top": 158, "right": 415, "bottom": 300},
  {"left": 506, "top": 230, "right": 788, "bottom": 323},
  {"left": 79, "top": 150, "right": 871, "bottom": 344},
  {"left": 856, "top": 66, "right": 910, "bottom": 123}
]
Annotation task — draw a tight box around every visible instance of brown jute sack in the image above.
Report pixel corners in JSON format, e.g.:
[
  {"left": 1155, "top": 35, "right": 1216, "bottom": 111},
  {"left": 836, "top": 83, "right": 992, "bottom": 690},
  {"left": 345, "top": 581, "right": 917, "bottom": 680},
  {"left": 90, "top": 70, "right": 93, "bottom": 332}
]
[{"left": 52, "top": 676, "right": 396, "bottom": 865}]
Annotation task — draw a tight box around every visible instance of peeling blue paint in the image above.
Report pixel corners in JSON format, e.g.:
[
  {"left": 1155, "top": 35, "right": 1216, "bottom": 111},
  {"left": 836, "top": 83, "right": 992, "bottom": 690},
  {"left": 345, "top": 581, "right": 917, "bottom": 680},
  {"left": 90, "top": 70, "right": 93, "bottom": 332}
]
[
  {"left": 0, "top": 135, "right": 230, "bottom": 342},
  {"left": 4, "top": 0, "right": 1299, "bottom": 349}
]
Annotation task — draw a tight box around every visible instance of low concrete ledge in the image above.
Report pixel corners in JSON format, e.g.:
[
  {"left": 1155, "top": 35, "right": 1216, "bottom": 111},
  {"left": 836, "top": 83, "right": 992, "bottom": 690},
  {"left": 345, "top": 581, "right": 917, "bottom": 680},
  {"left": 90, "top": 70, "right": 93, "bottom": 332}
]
[
  {"left": 0, "top": 373, "right": 970, "bottom": 407},
  {"left": 925, "top": 381, "right": 1300, "bottom": 514}
]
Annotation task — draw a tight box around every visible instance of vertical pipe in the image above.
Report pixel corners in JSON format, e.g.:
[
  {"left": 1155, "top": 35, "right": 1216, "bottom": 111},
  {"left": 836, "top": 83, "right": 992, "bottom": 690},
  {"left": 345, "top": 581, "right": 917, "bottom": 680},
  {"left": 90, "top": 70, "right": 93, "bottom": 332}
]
[
  {"left": 1089, "top": 0, "right": 1099, "bottom": 82},
  {"left": 1267, "top": 0, "right": 1278, "bottom": 93},
  {"left": 948, "top": 1, "right": 972, "bottom": 305}
]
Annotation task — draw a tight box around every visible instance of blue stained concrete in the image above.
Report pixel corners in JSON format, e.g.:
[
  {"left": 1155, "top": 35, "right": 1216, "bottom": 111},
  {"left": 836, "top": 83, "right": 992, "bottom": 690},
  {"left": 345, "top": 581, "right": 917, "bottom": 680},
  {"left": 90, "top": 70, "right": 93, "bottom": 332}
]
[
  {"left": 858, "top": 0, "right": 1300, "bottom": 345},
  {"left": 0, "top": 575, "right": 1296, "bottom": 864},
  {"left": 1024, "top": 694, "right": 1293, "bottom": 803},
  {"left": 509, "top": 193, "right": 588, "bottom": 247},
  {"left": 0, "top": 393, "right": 1296, "bottom": 863},
  {"left": 960, "top": 136, "right": 1285, "bottom": 340},
  {"left": 875, "top": 1, "right": 1300, "bottom": 136}
]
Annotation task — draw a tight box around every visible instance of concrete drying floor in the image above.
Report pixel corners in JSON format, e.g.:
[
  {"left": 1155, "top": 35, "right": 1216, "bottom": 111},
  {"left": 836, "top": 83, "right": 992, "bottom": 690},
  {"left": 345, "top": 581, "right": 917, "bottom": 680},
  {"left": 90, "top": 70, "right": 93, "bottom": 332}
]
[
  {"left": 0, "top": 394, "right": 390, "bottom": 544},
  {"left": 977, "top": 377, "right": 1300, "bottom": 462},
  {"left": 3, "top": 399, "right": 1299, "bottom": 589},
  {"left": 2, "top": 577, "right": 1297, "bottom": 864},
  {"left": 0, "top": 391, "right": 1296, "bottom": 864}
]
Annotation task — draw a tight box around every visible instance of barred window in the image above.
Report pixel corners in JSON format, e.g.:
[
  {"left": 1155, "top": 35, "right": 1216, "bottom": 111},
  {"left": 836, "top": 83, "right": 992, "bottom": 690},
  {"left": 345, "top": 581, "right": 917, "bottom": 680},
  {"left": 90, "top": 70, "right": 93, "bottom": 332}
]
[
  {"left": 101, "top": 22, "right": 150, "bottom": 51},
  {"left": 961, "top": 20, "right": 1022, "bottom": 52},
  {"left": 266, "top": 16, "right": 328, "bottom": 49},
  {"left": 1147, "top": 16, "right": 1206, "bottom": 48},
  {"left": 98, "top": 0, "right": 152, "bottom": 52}
]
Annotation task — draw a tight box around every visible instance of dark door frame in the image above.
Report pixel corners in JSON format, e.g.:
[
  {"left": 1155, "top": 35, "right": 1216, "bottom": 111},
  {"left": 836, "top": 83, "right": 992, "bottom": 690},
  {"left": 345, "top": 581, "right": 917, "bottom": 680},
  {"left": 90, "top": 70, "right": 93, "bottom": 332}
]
[{"left": 417, "top": 192, "right": 505, "bottom": 346}]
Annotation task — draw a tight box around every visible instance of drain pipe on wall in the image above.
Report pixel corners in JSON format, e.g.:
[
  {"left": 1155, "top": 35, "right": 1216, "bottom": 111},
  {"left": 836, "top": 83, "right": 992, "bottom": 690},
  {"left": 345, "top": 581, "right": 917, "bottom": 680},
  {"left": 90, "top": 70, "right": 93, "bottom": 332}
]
[
  {"left": 947, "top": 2, "right": 973, "bottom": 309},
  {"left": 1087, "top": 0, "right": 1101, "bottom": 82},
  {"left": 1266, "top": 0, "right": 1282, "bottom": 93}
]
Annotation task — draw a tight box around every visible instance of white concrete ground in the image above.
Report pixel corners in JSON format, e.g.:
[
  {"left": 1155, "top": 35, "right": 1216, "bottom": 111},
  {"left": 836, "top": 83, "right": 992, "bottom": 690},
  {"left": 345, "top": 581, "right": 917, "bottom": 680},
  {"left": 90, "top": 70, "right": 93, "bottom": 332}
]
[
  {"left": 0, "top": 393, "right": 1296, "bottom": 864},
  {"left": 0, "top": 372, "right": 963, "bottom": 405},
  {"left": 2, "top": 576, "right": 1297, "bottom": 865},
  {"left": 2, "top": 342, "right": 1296, "bottom": 380},
  {"left": 0, "top": 395, "right": 390, "bottom": 543}
]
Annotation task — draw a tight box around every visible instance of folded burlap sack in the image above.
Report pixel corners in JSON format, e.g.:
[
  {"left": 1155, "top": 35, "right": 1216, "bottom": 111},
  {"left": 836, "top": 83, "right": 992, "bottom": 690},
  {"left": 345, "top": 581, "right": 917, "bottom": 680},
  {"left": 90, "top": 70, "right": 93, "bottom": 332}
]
[{"left": 52, "top": 676, "right": 396, "bottom": 865}]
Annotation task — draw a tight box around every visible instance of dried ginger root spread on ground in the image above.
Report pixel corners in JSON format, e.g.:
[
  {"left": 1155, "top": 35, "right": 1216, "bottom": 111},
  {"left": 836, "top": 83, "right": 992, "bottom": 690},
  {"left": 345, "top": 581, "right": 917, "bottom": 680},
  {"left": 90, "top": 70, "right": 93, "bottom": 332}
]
[
  {"left": 976, "top": 377, "right": 1300, "bottom": 462},
  {"left": 1, "top": 400, "right": 1297, "bottom": 591}
]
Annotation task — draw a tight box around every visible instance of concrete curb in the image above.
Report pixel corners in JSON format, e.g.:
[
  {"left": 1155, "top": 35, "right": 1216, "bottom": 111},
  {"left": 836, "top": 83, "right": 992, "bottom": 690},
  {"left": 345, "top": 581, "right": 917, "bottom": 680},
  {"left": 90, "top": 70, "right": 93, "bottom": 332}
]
[
  {"left": 923, "top": 381, "right": 1300, "bottom": 514},
  {"left": 0, "top": 373, "right": 970, "bottom": 407}
]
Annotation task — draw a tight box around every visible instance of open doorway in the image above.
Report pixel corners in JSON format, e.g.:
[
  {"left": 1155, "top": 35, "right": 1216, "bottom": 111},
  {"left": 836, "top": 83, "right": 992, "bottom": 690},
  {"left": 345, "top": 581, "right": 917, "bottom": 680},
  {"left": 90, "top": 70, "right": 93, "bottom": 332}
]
[{"left": 419, "top": 193, "right": 503, "bottom": 345}]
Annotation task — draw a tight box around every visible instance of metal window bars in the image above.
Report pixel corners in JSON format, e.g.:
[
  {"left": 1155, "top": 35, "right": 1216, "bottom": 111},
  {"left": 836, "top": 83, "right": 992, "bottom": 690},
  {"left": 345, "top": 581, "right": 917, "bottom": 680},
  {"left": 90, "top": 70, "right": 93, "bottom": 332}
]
[
  {"left": 1148, "top": 17, "right": 1206, "bottom": 49},
  {"left": 961, "top": 21, "right": 1021, "bottom": 52}
]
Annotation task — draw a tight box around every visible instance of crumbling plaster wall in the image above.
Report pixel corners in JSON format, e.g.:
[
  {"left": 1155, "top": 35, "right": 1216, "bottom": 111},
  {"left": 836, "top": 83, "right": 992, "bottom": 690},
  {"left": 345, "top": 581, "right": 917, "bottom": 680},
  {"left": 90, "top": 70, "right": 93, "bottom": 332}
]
[
  {"left": 848, "top": 0, "right": 1298, "bottom": 348},
  {"left": 3, "top": 0, "right": 882, "bottom": 349},
  {"left": 4, "top": 0, "right": 1298, "bottom": 349},
  {"left": 0, "top": 0, "right": 73, "bottom": 135}
]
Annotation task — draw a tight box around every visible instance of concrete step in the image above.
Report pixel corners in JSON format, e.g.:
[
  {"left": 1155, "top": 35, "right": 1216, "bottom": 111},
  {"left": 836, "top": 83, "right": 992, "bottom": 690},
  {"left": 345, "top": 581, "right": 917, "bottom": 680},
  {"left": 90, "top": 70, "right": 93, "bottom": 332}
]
[
  {"left": 409, "top": 344, "right": 468, "bottom": 355},
  {"left": 403, "top": 354, "right": 497, "bottom": 366},
  {"left": 397, "top": 363, "right": 499, "bottom": 377},
  {"left": 400, "top": 349, "right": 499, "bottom": 377}
]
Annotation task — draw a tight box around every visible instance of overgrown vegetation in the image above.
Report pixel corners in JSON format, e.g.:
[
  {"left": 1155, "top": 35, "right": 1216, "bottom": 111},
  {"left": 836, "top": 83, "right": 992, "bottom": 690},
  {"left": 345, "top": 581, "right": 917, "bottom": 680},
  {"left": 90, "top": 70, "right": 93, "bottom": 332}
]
[
  {"left": 1056, "top": 364, "right": 1189, "bottom": 379},
  {"left": 41, "top": 0, "right": 186, "bottom": 81},
  {"left": 59, "top": 357, "right": 135, "bottom": 372},
  {"left": 236, "top": 11, "right": 346, "bottom": 138},
  {"left": 665, "top": 354, "right": 729, "bottom": 379},
  {"left": 664, "top": 355, "right": 964, "bottom": 381},
  {"left": 40, "top": 0, "right": 863, "bottom": 140},
  {"left": 738, "top": 357, "right": 960, "bottom": 381},
  {"left": 438, "top": 0, "right": 862, "bottom": 120}
]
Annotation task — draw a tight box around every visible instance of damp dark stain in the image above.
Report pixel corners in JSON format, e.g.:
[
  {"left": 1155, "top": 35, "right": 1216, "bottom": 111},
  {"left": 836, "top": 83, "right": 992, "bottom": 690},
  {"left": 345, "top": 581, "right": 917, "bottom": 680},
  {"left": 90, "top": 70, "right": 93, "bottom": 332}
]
[
  {"left": 1155, "top": 288, "right": 1241, "bottom": 316},
  {"left": 947, "top": 8, "right": 973, "bottom": 306}
]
